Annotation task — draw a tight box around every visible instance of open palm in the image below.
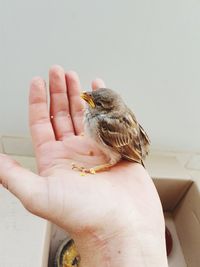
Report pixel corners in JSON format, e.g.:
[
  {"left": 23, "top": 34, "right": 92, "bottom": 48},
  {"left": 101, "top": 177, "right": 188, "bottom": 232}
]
[{"left": 30, "top": 66, "right": 107, "bottom": 175}]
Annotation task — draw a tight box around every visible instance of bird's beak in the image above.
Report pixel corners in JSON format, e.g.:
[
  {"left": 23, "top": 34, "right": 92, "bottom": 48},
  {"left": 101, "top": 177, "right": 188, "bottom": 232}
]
[{"left": 80, "top": 92, "right": 95, "bottom": 108}]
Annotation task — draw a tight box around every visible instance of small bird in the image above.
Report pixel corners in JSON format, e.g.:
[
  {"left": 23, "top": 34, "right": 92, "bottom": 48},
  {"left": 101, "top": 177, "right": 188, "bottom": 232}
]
[{"left": 77, "top": 88, "right": 150, "bottom": 173}]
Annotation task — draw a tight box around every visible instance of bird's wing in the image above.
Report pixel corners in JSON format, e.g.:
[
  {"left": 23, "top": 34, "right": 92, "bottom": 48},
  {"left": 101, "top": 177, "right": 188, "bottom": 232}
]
[
  {"left": 139, "top": 123, "right": 150, "bottom": 145},
  {"left": 138, "top": 123, "right": 151, "bottom": 156},
  {"left": 98, "top": 113, "right": 148, "bottom": 163}
]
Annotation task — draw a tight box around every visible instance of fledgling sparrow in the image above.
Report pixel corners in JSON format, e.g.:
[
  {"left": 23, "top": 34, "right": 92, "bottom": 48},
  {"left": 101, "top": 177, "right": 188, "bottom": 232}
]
[{"left": 76, "top": 88, "right": 150, "bottom": 173}]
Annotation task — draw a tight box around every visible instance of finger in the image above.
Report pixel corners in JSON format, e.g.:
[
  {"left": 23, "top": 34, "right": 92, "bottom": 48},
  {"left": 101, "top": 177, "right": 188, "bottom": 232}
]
[
  {"left": 92, "top": 78, "right": 106, "bottom": 90},
  {"left": 29, "top": 77, "right": 55, "bottom": 149},
  {"left": 49, "top": 65, "right": 75, "bottom": 140},
  {"left": 66, "top": 71, "right": 85, "bottom": 135},
  {"left": 0, "top": 154, "right": 49, "bottom": 218}
]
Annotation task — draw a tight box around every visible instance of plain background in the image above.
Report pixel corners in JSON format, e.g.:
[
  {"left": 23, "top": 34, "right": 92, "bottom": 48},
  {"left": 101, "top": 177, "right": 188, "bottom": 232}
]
[{"left": 0, "top": 0, "right": 199, "bottom": 151}]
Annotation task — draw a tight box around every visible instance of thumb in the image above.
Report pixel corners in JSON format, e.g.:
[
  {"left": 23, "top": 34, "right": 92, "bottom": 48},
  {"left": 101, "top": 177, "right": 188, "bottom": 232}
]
[{"left": 0, "top": 154, "right": 49, "bottom": 218}]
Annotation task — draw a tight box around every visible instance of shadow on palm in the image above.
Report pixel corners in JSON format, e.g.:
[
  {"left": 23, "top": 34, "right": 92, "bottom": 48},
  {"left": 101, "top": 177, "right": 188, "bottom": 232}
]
[{"left": 36, "top": 135, "right": 107, "bottom": 174}]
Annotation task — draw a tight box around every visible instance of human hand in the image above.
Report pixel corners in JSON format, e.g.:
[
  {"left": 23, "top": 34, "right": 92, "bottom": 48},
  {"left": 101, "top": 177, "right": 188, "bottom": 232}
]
[{"left": 0, "top": 66, "right": 168, "bottom": 267}]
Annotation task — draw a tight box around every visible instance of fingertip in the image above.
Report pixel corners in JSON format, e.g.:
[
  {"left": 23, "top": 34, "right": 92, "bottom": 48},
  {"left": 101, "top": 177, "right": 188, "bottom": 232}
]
[
  {"left": 65, "top": 70, "right": 80, "bottom": 83},
  {"left": 0, "top": 153, "right": 21, "bottom": 188},
  {"left": 65, "top": 70, "right": 81, "bottom": 95},
  {"left": 49, "top": 65, "right": 65, "bottom": 80},
  {"left": 29, "top": 77, "right": 47, "bottom": 104},
  {"left": 0, "top": 153, "right": 20, "bottom": 166},
  {"left": 30, "top": 77, "right": 45, "bottom": 89},
  {"left": 92, "top": 78, "right": 106, "bottom": 90}
]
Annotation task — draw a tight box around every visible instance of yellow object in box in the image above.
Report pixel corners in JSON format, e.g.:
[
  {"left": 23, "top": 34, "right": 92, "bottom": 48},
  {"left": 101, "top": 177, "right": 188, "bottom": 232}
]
[{"left": 54, "top": 239, "right": 80, "bottom": 267}]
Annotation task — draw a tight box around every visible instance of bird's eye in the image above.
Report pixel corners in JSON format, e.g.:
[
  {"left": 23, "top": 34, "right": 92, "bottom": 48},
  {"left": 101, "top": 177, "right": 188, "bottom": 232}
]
[{"left": 96, "top": 101, "right": 102, "bottom": 107}]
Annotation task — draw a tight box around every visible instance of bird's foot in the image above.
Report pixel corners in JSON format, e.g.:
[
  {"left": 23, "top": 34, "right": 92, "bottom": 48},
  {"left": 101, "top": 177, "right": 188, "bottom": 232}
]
[
  {"left": 71, "top": 163, "right": 86, "bottom": 172},
  {"left": 71, "top": 163, "right": 96, "bottom": 174},
  {"left": 90, "top": 163, "right": 113, "bottom": 173},
  {"left": 72, "top": 162, "right": 114, "bottom": 174}
]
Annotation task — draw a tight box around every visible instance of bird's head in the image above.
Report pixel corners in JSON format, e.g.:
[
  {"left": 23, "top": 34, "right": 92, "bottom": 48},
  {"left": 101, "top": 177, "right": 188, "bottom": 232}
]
[{"left": 81, "top": 88, "right": 125, "bottom": 115}]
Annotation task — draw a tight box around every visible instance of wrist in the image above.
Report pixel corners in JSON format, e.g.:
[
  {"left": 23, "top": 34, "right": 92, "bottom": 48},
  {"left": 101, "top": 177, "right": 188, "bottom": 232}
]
[{"left": 72, "top": 214, "right": 168, "bottom": 267}]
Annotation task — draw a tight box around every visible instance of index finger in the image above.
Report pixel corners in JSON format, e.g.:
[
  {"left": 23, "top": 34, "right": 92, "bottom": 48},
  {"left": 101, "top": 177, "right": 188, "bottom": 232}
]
[
  {"left": 66, "top": 71, "right": 85, "bottom": 135},
  {"left": 29, "top": 77, "right": 55, "bottom": 149}
]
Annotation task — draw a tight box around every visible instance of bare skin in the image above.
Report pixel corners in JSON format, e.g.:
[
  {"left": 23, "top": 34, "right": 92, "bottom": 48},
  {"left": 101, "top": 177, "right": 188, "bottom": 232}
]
[{"left": 0, "top": 65, "right": 168, "bottom": 267}]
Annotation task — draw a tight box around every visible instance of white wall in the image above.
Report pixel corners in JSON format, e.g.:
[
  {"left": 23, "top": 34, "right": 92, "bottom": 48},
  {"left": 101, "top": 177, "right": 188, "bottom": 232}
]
[{"left": 0, "top": 0, "right": 199, "bottom": 151}]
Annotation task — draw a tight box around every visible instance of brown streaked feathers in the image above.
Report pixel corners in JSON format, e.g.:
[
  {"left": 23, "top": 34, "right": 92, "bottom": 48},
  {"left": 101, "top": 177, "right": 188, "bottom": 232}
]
[{"left": 98, "top": 111, "right": 150, "bottom": 165}]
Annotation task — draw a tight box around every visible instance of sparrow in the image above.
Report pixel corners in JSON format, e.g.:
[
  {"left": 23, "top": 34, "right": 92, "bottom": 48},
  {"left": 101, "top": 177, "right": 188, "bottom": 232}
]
[{"left": 76, "top": 88, "right": 150, "bottom": 173}]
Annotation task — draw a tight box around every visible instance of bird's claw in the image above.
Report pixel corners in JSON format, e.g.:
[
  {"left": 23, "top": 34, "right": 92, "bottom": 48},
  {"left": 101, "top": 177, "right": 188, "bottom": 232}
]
[
  {"left": 89, "top": 168, "right": 96, "bottom": 174},
  {"left": 71, "top": 163, "right": 96, "bottom": 175}
]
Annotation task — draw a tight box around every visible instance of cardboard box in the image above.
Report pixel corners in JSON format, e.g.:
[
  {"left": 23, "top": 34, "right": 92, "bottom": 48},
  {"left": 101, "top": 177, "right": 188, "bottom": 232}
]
[{"left": 148, "top": 155, "right": 200, "bottom": 267}]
